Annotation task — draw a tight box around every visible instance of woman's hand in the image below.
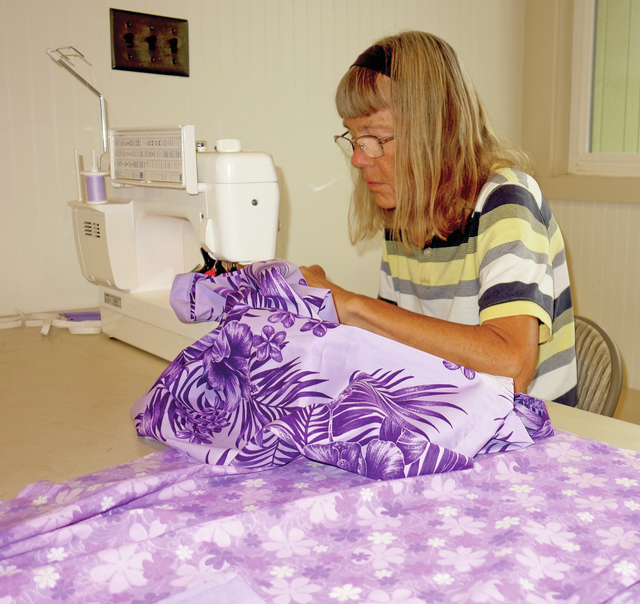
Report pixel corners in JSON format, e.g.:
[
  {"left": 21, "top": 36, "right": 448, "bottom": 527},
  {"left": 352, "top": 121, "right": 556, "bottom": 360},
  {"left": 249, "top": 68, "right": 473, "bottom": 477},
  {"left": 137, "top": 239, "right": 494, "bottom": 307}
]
[
  {"left": 299, "top": 265, "right": 359, "bottom": 324},
  {"left": 299, "top": 265, "right": 328, "bottom": 288}
]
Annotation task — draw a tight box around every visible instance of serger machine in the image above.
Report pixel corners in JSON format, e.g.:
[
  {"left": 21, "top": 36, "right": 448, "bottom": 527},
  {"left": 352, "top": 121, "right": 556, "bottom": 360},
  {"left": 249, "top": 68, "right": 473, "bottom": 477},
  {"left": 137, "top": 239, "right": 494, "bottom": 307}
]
[{"left": 69, "top": 125, "right": 280, "bottom": 360}]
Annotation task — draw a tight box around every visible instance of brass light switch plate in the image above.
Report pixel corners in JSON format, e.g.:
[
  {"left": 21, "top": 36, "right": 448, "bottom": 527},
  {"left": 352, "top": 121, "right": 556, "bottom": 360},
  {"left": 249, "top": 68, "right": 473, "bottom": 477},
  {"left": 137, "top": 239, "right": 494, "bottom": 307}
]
[{"left": 110, "top": 8, "right": 189, "bottom": 77}]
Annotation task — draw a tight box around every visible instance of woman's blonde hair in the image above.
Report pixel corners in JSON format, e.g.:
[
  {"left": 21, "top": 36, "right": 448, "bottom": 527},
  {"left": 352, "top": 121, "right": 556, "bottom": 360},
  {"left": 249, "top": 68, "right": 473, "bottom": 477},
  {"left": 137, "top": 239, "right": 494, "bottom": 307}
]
[{"left": 336, "top": 31, "right": 534, "bottom": 250}]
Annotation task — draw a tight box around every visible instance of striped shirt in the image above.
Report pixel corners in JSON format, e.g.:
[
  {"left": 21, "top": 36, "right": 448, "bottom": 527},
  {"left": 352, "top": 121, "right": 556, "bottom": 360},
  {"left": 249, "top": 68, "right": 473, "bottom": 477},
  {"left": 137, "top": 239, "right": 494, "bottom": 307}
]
[{"left": 379, "top": 168, "right": 577, "bottom": 406}]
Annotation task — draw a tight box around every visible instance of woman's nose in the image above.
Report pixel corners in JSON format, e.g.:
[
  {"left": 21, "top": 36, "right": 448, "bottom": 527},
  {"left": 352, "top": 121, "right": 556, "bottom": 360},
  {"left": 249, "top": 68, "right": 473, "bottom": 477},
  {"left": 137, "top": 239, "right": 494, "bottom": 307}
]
[{"left": 351, "top": 146, "right": 375, "bottom": 169}]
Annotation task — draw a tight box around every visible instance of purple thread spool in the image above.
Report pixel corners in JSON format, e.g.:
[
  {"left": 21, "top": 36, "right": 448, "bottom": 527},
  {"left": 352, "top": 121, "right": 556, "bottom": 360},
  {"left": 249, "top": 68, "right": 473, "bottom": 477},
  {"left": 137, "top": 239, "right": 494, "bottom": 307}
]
[{"left": 81, "top": 171, "right": 109, "bottom": 203}]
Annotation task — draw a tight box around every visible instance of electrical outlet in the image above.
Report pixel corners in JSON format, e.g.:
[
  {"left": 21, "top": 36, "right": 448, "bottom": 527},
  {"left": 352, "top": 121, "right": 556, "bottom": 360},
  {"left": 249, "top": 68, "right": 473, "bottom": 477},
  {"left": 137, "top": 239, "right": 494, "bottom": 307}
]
[{"left": 110, "top": 8, "right": 189, "bottom": 77}]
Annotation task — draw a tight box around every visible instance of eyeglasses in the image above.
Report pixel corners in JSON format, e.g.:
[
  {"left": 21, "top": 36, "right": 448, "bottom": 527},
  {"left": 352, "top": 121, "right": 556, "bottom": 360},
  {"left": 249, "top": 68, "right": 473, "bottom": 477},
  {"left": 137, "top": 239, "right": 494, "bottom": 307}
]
[{"left": 334, "top": 131, "right": 394, "bottom": 158}]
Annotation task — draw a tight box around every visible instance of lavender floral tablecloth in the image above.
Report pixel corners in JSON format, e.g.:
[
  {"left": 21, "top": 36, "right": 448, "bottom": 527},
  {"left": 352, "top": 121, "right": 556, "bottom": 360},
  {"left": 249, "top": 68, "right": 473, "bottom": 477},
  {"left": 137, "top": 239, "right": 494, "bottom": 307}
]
[{"left": 1, "top": 429, "right": 640, "bottom": 603}]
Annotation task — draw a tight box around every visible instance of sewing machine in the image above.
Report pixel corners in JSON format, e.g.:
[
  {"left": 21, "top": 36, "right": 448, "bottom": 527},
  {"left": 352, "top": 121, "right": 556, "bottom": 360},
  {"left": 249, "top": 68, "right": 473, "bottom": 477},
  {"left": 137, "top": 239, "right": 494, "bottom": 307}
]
[{"left": 69, "top": 125, "right": 280, "bottom": 361}]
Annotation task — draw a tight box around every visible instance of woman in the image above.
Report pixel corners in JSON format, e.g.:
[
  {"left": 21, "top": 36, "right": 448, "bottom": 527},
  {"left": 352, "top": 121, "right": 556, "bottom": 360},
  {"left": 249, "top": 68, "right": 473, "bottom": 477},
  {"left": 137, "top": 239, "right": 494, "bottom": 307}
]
[{"left": 300, "top": 31, "right": 577, "bottom": 406}]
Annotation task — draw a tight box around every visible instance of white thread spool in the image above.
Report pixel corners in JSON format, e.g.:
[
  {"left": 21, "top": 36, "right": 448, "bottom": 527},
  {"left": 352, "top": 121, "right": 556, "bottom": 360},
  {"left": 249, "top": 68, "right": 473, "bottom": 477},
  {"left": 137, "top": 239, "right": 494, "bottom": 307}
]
[{"left": 81, "top": 150, "right": 109, "bottom": 204}]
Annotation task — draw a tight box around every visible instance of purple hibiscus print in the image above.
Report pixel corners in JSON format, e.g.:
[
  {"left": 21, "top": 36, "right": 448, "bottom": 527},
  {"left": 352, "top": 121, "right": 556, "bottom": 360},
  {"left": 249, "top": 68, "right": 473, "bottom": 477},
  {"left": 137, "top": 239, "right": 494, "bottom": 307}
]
[{"left": 204, "top": 321, "right": 253, "bottom": 412}]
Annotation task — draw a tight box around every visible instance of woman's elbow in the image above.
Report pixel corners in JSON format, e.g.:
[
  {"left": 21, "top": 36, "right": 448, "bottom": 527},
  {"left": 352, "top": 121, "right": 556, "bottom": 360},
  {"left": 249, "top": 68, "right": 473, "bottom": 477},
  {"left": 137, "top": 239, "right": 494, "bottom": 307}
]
[{"left": 512, "top": 350, "right": 537, "bottom": 394}]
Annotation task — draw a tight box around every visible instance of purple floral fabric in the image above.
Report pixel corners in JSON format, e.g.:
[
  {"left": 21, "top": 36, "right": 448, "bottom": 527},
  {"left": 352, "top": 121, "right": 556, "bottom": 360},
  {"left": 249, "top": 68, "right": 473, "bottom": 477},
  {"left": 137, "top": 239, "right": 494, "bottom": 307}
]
[
  {"left": 1, "top": 430, "right": 640, "bottom": 603},
  {"left": 131, "top": 261, "right": 552, "bottom": 479}
]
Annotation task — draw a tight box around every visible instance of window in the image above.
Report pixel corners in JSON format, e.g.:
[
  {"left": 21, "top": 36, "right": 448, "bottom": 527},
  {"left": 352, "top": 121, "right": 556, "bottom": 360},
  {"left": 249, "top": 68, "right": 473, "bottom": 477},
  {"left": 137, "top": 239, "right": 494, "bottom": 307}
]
[
  {"left": 569, "top": 0, "right": 640, "bottom": 176},
  {"left": 523, "top": 0, "right": 640, "bottom": 203}
]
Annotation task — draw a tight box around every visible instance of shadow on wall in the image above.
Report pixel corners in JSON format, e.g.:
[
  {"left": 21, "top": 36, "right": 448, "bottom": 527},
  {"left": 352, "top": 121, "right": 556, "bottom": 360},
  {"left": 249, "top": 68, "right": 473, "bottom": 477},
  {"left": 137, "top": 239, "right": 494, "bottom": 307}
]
[{"left": 274, "top": 166, "right": 290, "bottom": 261}]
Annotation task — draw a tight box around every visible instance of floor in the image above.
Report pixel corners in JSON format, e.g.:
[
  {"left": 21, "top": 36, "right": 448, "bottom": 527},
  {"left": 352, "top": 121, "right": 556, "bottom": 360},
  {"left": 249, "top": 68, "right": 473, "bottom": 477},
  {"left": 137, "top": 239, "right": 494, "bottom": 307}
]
[{"left": 2, "top": 320, "right": 640, "bottom": 501}]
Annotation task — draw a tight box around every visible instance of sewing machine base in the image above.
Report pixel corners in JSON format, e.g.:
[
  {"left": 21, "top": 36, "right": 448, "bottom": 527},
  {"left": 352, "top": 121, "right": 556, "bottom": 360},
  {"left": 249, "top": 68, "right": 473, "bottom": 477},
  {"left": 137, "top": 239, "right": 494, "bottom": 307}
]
[{"left": 99, "top": 285, "right": 216, "bottom": 361}]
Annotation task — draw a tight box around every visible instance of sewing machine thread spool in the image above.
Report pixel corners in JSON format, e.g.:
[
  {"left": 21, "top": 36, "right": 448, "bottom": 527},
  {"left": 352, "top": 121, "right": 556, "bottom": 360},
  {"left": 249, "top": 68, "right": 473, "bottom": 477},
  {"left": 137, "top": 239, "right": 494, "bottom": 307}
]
[{"left": 81, "top": 150, "right": 109, "bottom": 204}]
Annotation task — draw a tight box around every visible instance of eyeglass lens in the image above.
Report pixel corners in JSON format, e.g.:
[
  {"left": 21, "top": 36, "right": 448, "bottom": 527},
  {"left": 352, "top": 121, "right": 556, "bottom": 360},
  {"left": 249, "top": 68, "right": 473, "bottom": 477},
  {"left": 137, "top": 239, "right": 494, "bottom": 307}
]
[{"left": 336, "top": 136, "right": 384, "bottom": 158}]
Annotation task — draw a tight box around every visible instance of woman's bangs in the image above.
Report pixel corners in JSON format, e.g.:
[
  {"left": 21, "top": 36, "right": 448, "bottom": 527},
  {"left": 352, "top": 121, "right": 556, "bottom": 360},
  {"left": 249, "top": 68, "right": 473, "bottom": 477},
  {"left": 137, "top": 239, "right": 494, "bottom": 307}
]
[{"left": 336, "top": 67, "right": 389, "bottom": 119}]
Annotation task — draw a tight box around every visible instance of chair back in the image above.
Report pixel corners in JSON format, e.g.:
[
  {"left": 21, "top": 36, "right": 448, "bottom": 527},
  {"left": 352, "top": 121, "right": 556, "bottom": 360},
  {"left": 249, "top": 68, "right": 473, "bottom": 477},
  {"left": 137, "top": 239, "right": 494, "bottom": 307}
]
[{"left": 574, "top": 316, "right": 623, "bottom": 417}]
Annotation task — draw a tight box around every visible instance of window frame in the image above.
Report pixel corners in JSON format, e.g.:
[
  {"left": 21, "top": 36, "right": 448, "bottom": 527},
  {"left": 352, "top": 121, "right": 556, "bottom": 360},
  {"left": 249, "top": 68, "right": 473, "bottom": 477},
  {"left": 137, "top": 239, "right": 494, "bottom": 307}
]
[
  {"left": 569, "top": 0, "right": 640, "bottom": 176},
  {"left": 523, "top": 0, "right": 640, "bottom": 203}
]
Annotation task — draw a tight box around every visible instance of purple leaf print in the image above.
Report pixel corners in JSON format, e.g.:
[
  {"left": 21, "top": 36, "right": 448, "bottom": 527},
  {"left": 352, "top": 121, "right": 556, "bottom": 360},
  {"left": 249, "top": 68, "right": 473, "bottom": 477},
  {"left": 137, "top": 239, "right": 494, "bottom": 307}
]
[
  {"left": 443, "top": 359, "right": 476, "bottom": 380},
  {"left": 252, "top": 324, "right": 287, "bottom": 362},
  {"left": 204, "top": 321, "right": 253, "bottom": 412}
]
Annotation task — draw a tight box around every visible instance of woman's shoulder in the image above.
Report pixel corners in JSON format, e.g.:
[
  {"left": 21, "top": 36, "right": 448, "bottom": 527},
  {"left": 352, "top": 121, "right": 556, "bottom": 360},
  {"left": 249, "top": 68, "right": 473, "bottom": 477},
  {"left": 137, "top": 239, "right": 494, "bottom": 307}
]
[
  {"left": 474, "top": 168, "right": 552, "bottom": 228},
  {"left": 473, "top": 168, "right": 544, "bottom": 214}
]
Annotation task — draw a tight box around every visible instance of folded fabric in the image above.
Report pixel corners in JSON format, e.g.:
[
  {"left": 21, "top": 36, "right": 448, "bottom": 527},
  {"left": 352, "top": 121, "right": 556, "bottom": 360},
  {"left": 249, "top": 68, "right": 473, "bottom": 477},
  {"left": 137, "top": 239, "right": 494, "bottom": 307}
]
[{"left": 131, "top": 260, "right": 553, "bottom": 479}]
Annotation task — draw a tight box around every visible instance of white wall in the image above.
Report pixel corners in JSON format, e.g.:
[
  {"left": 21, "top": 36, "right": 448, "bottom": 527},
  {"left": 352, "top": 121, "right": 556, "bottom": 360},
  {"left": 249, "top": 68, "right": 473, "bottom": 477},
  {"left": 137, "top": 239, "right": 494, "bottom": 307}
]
[
  {"left": 0, "top": 0, "right": 526, "bottom": 317},
  {"left": 548, "top": 199, "right": 640, "bottom": 392}
]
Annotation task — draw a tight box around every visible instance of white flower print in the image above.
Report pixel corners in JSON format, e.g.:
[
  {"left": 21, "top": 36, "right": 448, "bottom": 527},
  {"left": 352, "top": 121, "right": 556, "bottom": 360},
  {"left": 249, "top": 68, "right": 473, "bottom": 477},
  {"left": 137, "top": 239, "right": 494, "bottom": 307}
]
[
  {"left": 614, "top": 560, "right": 637, "bottom": 578},
  {"left": 510, "top": 484, "right": 534, "bottom": 494},
  {"left": 428, "top": 537, "right": 446, "bottom": 547},
  {"left": 101, "top": 496, "right": 115, "bottom": 511},
  {"left": 625, "top": 500, "right": 640, "bottom": 511},
  {"left": 47, "top": 548, "right": 67, "bottom": 562},
  {"left": 242, "top": 477, "right": 266, "bottom": 488},
  {"left": 438, "top": 506, "right": 458, "bottom": 517},
  {"left": 495, "top": 517, "right": 519, "bottom": 529},
  {"left": 616, "top": 477, "right": 639, "bottom": 488},
  {"left": 330, "top": 583, "right": 362, "bottom": 601},
  {"left": 33, "top": 566, "right": 60, "bottom": 589},
  {"left": 433, "top": 572, "right": 454, "bottom": 586},
  {"left": 270, "top": 565, "right": 295, "bottom": 578},
  {"left": 368, "top": 532, "right": 396, "bottom": 545},
  {"left": 360, "top": 488, "right": 374, "bottom": 501},
  {"left": 374, "top": 569, "right": 393, "bottom": 579},
  {"left": 175, "top": 545, "right": 194, "bottom": 561}
]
